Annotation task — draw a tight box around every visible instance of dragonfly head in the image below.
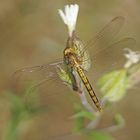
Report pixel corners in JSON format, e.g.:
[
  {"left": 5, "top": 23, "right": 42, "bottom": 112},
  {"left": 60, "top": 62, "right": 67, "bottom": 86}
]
[{"left": 63, "top": 46, "right": 79, "bottom": 69}]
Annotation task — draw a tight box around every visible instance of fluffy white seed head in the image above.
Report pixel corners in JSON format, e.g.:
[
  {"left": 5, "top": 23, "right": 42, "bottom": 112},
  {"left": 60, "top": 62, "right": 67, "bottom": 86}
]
[
  {"left": 124, "top": 48, "right": 140, "bottom": 68},
  {"left": 58, "top": 4, "right": 79, "bottom": 37}
]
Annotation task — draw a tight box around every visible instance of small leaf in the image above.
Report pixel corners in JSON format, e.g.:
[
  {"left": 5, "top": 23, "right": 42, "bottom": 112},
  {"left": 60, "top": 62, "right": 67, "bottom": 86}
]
[
  {"left": 87, "top": 131, "right": 115, "bottom": 140},
  {"left": 72, "top": 110, "right": 96, "bottom": 120},
  {"left": 98, "top": 69, "right": 129, "bottom": 102},
  {"left": 113, "top": 114, "right": 125, "bottom": 127},
  {"left": 72, "top": 110, "right": 96, "bottom": 133},
  {"left": 57, "top": 66, "right": 72, "bottom": 85},
  {"left": 5, "top": 91, "right": 26, "bottom": 113},
  {"left": 73, "top": 117, "right": 84, "bottom": 133}
]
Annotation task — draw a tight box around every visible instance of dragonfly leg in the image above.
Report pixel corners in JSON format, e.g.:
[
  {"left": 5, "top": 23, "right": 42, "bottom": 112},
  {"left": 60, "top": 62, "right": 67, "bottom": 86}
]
[
  {"left": 72, "top": 71, "right": 83, "bottom": 94},
  {"left": 71, "top": 72, "right": 79, "bottom": 92}
]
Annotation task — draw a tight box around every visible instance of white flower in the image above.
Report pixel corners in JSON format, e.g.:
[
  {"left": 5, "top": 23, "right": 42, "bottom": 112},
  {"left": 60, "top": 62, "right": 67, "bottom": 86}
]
[
  {"left": 58, "top": 4, "right": 79, "bottom": 37},
  {"left": 124, "top": 48, "right": 140, "bottom": 68}
]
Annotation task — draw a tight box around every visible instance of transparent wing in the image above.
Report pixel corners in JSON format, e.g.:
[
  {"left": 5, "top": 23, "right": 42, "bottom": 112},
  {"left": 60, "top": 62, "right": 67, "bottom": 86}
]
[
  {"left": 12, "top": 60, "right": 64, "bottom": 94},
  {"left": 92, "top": 38, "right": 137, "bottom": 71},
  {"left": 79, "top": 16, "right": 137, "bottom": 81},
  {"left": 12, "top": 59, "right": 81, "bottom": 105},
  {"left": 90, "top": 37, "right": 137, "bottom": 79},
  {"left": 83, "top": 16, "right": 125, "bottom": 56}
]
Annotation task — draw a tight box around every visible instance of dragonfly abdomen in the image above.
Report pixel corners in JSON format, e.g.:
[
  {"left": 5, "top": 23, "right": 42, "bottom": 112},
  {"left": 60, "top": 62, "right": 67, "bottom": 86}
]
[{"left": 76, "top": 66, "right": 102, "bottom": 112}]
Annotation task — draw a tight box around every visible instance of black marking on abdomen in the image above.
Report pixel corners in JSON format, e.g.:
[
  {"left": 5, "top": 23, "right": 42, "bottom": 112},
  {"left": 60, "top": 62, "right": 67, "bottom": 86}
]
[{"left": 76, "top": 66, "right": 102, "bottom": 111}]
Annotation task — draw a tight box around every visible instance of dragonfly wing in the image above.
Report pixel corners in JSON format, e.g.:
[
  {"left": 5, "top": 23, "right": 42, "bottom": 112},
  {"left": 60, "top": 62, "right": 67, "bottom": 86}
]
[
  {"left": 12, "top": 60, "right": 81, "bottom": 103},
  {"left": 12, "top": 60, "right": 64, "bottom": 92},
  {"left": 83, "top": 16, "right": 125, "bottom": 56},
  {"left": 91, "top": 38, "right": 137, "bottom": 78}
]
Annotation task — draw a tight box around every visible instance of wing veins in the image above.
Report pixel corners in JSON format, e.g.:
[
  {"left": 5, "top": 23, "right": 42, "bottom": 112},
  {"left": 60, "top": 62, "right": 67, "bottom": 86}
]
[{"left": 80, "top": 16, "right": 125, "bottom": 57}]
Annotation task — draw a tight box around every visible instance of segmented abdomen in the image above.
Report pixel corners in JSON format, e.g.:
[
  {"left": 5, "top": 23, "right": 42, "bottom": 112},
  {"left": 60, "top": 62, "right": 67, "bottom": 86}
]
[{"left": 76, "top": 66, "right": 102, "bottom": 112}]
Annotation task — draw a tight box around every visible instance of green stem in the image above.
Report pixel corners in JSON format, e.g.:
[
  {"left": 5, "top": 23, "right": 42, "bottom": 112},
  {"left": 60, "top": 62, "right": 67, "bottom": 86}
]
[{"left": 5, "top": 117, "right": 21, "bottom": 140}]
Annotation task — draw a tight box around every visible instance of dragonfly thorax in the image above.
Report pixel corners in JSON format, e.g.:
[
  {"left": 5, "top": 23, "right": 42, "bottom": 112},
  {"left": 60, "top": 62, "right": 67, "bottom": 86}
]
[
  {"left": 64, "top": 47, "right": 80, "bottom": 69},
  {"left": 63, "top": 32, "right": 91, "bottom": 71}
]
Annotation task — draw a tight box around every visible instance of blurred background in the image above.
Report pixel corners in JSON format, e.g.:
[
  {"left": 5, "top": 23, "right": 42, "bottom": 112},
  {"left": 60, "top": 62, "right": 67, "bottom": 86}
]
[{"left": 0, "top": 0, "right": 140, "bottom": 140}]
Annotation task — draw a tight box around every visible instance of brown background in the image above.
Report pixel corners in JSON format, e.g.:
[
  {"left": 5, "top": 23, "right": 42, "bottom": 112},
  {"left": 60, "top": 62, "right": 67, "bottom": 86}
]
[{"left": 0, "top": 0, "right": 140, "bottom": 140}]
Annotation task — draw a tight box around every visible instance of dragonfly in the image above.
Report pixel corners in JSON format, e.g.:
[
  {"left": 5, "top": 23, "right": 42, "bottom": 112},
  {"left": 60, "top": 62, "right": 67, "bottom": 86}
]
[{"left": 13, "top": 16, "right": 136, "bottom": 112}]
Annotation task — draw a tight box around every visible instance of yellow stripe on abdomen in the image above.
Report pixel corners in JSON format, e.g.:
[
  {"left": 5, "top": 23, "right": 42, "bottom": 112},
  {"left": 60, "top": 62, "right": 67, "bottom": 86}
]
[{"left": 76, "top": 66, "right": 102, "bottom": 112}]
